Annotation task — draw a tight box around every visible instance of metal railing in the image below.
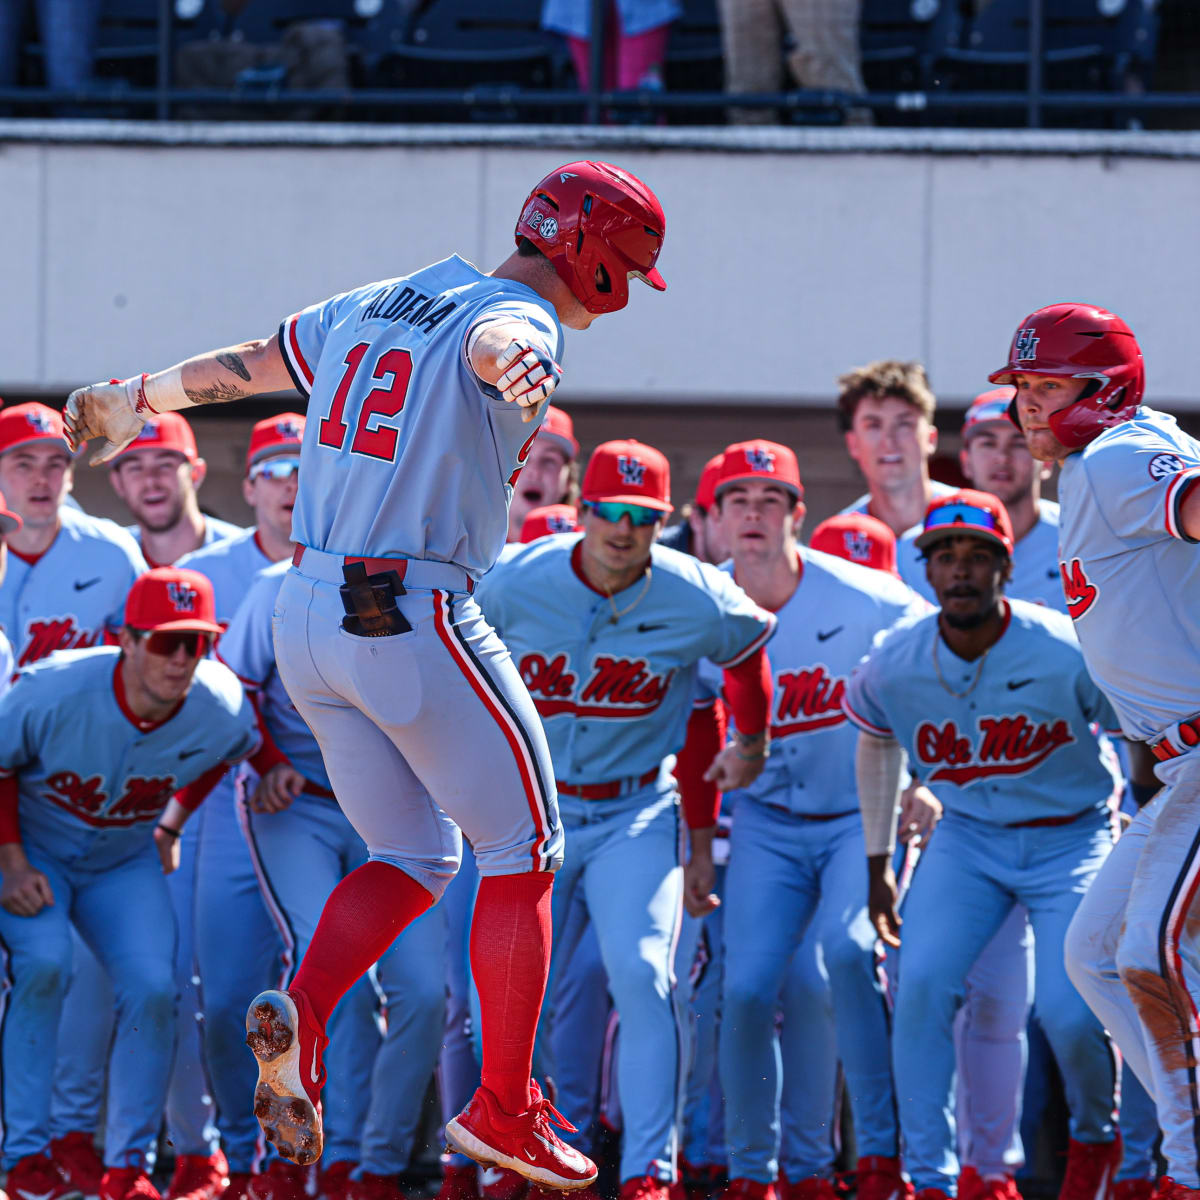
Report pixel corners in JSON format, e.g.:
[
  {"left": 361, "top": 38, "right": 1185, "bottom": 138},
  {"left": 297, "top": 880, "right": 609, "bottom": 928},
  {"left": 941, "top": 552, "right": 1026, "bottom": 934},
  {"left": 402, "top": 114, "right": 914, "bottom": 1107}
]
[{"left": 0, "top": 0, "right": 1195, "bottom": 129}]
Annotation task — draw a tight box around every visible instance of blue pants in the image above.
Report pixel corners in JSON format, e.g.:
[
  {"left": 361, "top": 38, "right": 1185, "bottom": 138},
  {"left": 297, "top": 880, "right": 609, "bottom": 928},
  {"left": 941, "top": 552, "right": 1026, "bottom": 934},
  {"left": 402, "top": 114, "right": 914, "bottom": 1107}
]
[
  {"left": 720, "top": 802, "right": 896, "bottom": 1184},
  {"left": 896, "top": 810, "right": 1117, "bottom": 1193},
  {"left": 195, "top": 775, "right": 285, "bottom": 1173},
  {"left": 242, "top": 788, "right": 446, "bottom": 1172},
  {"left": 545, "top": 786, "right": 685, "bottom": 1184},
  {"left": 0, "top": 844, "right": 176, "bottom": 1170},
  {"left": 50, "top": 815, "right": 218, "bottom": 1158}
]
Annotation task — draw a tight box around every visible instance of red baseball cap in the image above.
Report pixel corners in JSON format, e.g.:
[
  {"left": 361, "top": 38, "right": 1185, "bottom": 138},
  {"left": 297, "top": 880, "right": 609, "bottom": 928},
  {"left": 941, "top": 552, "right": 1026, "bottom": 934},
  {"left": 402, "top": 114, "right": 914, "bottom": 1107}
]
[
  {"left": 538, "top": 406, "right": 579, "bottom": 461},
  {"left": 694, "top": 454, "right": 724, "bottom": 512},
  {"left": 111, "top": 411, "right": 198, "bottom": 465},
  {"left": 0, "top": 488, "right": 22, "bottom": 535},
  {"left": 581, "top": 439, "right": 672, "bottom": 513},
  {"left": 714, "top": 439, "right": 804, "bottom": 503},
  {"left": 962, "top": 387, "right": 1017, "bottom": 439},
  {"left": 809, "top": 513, "right": 898, "bottom": 576},
  {"left": 124, "top": 567, "right": 223, "bottom": 634},
  {"left": 914, "top": 488, "right": 1015, "bottom": 557},
  {"left": 0, "top": 403, "right": 71, "bottom": 458},
  {"left": 247, "top": 413, "right": 305, "bottom": 470},
  {"left": 520, "top": 503, "right": 580, "bottom": 543}
]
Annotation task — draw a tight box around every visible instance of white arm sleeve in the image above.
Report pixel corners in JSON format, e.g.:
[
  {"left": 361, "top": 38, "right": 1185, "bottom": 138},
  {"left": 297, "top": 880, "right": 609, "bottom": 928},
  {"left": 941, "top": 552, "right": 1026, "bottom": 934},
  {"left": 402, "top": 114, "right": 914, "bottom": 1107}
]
[{"left": 856, "top": 731, "right": 906, "bottom": 856}]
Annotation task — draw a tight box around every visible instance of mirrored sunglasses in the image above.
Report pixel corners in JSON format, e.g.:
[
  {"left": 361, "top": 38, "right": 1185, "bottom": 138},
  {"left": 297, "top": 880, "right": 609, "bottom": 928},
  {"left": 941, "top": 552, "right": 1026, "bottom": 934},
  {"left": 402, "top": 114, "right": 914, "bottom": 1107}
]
[
  {"left": 133, "top": 629, "right": 213, "bottom": 658},
  {"left": 924, "top": 503, "right": 1000, "bottom": 534},
  {"left": 249, "top": 456, "right": 300, "bottom": 482},
  {"left": 582, "top": 500, "right": 662, "bottom": 527}
]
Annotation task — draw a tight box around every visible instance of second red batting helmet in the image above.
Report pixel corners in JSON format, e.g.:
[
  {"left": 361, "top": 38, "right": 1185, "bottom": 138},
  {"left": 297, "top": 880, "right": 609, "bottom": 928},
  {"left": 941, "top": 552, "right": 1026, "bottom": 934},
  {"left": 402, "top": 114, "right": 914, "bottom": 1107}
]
[
  {"left": 989, "top": 303, "right": 1144, "bottom": 450},
  {"left": 515, "top": 161, "right": 667, "bottom": 315}
]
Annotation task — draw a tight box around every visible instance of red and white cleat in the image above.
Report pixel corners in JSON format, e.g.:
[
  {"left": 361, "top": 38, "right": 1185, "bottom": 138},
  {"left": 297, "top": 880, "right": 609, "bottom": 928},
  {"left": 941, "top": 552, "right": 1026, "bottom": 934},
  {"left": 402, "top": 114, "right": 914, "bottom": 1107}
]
[
  {"left": 1059, "top": 1136, "right": 1122, "bottom": 1200},
  {"left": 166, "top": 1152, "right": 231, "bottom": 1200},
  {"left": 8, "top": 1153, "right": 83, "bottom": 1200},
  {"left": 855, "top": 1158, "right": 912, "bottom": 1200},
  {"left": 782, "top": 1177, "right": 838, "bottom": 1200},
  {"left": 619, "top": 1179, "right": 671, "bottom": 1200},
  {"left": 1113, "top": 1182, "right": 1157, "bottom": 1200},
  {"left": 49, "top": 1133, "right": 105, "bottom": 1200},
  {"left": 98, "top": 1169, "right": 161, "bottom": 1200},
  {"left": 245, "top": 988, "right": 329, "bottom": 1166},
  {"left": 445, "top": 1081, "right": 597, "bottom": 1191},
  {"left": 434, "top": 1166, "right": 480, "bottom": 1200}
]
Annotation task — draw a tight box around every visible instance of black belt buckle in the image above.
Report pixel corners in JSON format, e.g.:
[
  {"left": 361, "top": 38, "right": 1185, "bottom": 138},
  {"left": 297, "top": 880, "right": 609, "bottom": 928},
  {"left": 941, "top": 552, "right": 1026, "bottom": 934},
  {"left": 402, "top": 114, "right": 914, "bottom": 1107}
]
[{"left": 339, "top": 562, "right": 413, "bottom": 638}]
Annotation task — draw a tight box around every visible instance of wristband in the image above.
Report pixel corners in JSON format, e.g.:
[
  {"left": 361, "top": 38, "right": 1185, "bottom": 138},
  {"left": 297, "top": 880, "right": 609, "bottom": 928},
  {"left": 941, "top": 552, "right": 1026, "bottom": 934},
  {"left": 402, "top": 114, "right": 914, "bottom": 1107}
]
[
  {"left": 156, "top": 823, "right": 182, "bottom": 839},
  {"left": 135, "top": 365, "right": 191, "bottom": 414}
]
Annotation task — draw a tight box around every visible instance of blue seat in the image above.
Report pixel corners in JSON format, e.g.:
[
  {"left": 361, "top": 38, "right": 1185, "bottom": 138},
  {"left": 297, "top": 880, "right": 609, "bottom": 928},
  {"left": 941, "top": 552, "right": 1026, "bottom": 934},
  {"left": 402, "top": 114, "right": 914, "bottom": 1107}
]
[{"left": 860, "top": 0, "right": 962, "bottom": 91}]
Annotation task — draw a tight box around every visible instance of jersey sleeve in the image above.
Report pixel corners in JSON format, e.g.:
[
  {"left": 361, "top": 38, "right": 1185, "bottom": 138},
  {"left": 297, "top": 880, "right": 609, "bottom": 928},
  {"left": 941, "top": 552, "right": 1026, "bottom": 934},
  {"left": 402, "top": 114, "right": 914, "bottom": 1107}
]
[
  {"left": 1084, "top": 434, "right": 1200, "bottom": 545},
  {"left": 0, "top": 633, "right": 13, "bottom": 699},
  {"left": 464, "top": 299, "right": 565, "bottom": 404},
  {"left": 279, "top": 289, "right": 354, "bottom": 398},
  {"left": 0, "top": 671, "right": 47, "bottom": 776},
  {"left": 218, "top": 573, "right": 281, "bottom": 692},
  {"left": 694, "top": 566, "right": 777, "bottom": 667},
  {"left": 842, "top": 637, "right": 895, "bottom": 737}
]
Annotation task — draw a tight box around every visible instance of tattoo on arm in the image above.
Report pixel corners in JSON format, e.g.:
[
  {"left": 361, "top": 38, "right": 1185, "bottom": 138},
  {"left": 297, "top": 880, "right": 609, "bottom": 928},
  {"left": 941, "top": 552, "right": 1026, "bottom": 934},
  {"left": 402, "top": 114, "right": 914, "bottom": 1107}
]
[
  {"left": 217, "top": 352, "right": 251, "bottom": 382},
  {"left": 184, "top": 380, "right": 247, "bottom": 405}
]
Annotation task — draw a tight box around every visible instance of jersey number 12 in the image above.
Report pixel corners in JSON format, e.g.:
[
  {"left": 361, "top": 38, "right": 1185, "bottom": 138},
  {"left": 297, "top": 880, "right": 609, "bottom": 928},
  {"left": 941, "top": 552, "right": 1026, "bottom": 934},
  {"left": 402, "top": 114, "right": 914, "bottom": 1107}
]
[{"left": 318, "top": 342, "right": 413, "bottom": 462}]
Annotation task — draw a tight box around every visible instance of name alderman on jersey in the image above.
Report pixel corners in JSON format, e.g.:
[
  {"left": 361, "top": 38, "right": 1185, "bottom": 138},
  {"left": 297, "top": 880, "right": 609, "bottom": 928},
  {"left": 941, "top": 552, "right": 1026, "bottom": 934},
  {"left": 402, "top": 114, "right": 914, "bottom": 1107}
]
[
  {"left": 60, "top": 160, "right": 668, "bottom": 1191},
  {"left": 0, "top": 568, "right": 260, "bottom": 1200}
]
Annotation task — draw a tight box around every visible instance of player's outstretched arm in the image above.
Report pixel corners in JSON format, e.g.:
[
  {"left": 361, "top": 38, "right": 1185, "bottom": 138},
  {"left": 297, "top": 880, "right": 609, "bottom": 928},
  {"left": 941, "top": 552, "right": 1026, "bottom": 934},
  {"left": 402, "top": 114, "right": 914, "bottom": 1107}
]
[
  {"left": 467, "top": 320, "right": 563, "bottom": 423},
  {"left": 65, "top": 333, "right": 294, "bottom": 465},
  {"left": 856, "top": 730, "right": 905, "bottom": 947},
  {"left": 1180, "top": 482, "right": 1200, "bottom": 543}
]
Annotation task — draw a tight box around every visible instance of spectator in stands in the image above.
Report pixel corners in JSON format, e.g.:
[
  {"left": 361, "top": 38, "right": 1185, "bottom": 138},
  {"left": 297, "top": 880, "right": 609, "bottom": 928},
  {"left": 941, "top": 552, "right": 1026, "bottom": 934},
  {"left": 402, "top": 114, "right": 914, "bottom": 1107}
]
[
  {"left": 0, "top": 0, "right": 101, "bottom": 102},
  {"left": 543, "top": 0, "right": 680, "bottom": 95},
  {"left": 717, "top": 0, "right": 868, "bottom": 124}
]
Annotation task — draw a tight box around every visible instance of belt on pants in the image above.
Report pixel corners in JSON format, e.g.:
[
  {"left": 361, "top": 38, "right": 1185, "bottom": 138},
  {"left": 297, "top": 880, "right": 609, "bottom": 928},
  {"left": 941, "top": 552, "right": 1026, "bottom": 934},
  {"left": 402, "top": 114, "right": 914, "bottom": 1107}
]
[
  {"left": 556, "top": 767, "right": 660, "bottom": 801},
  {"left": 1149, "top": 713, "right": 1200, "bottom": 763},
  {"left": 1005, "top": 805, "right": 1097, "bottom": 829},
  {"left": 766, "top": 805, "right": 858, "bottom": 822},
  {"left": 302, "top": 780, "right": 335, "bottom": 799},
  {"left": 291, "top": 544, "right": 475, "bottom": 594}
]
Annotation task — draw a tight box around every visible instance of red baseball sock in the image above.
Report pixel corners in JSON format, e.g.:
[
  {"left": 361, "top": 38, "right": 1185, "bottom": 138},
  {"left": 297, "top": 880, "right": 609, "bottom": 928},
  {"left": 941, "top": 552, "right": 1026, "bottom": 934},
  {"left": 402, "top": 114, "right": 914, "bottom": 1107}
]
[
  {"left": 470, "top": 871, "right": 554, "bottom": 1115},
  {"left": 292, "top": 860, "right": 434, "bottom": 1027}
]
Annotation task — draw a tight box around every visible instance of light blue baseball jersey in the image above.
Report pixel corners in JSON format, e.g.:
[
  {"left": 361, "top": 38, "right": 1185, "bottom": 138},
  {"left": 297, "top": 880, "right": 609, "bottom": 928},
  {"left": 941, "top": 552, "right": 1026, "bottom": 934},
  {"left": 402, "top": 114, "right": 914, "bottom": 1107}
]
[
  {"left": 0, "top": 647, "right": 258, "bottom": 870},
  {"left": 1056, "top": 407, "right": 1200, "bottom": 742},
  {"left": 0, "top": 632, "right": 11, "bottom": 698},
  {"left": 0, "top": 506, "right": 147, "bottom": 670},
  {"left": 839, "top": 479, "right": 956, "bottom": 520},
  {"left": 844, "top": 600, "right": 1120, "bottom": 825},
  {"left": 177, "top": 528, "right": 278, "bottom": 622},
  {"left": 897, "top": 501, "right": 1065, "bottom": 612},
  {"left": 708, "top": 549, "right": 924, "bottom": 817},
  {"left": 219, "top": 561, "right": 330, "bottom": 791},
  {"left": 279, "top": 254, "right": 564, "bottom": 578},
  {"left": 474, "top": 535, "right": 776, "bottom": 784},
  {"left": 128, "top": 515, "right": 244, "bottom": 567}
]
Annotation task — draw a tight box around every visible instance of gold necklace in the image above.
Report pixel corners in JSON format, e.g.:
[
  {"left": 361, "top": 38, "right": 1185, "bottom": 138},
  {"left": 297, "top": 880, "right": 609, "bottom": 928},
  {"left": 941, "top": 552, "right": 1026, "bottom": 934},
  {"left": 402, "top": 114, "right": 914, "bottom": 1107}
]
[
  {"left": 932, "top": 634, "right": 990, "bottom": 698},
  {"left": 605, "top": 568, "right": 652, "bottom": 625}
]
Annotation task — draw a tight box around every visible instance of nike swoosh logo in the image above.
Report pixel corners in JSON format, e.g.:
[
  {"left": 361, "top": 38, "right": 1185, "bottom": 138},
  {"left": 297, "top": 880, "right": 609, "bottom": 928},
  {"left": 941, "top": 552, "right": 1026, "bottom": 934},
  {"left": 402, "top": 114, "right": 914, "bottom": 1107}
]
[
  {"left": 74, "top": 577, "right": 102, "bottom": 591},
  {"left": 310, "top": 1039, "right": 320, "bottom": 1085},
  {"left": 1047, "top": 567, "right": 1059, "bottom": 578},
  {"left": 522, "top": 1147, "right": 538, "bottom": 1163},
  {"left": 1007, "top": 679, "right": 1035, "bottom": 690},
  {"left": 179, "top": 747, "right": 205, "bottom": 760},
  {"left": 636, "top": 622, "right": 669, "bottom": 633},
  {"left": 817, "top": 626, "right": 843, "bottom": 642}
]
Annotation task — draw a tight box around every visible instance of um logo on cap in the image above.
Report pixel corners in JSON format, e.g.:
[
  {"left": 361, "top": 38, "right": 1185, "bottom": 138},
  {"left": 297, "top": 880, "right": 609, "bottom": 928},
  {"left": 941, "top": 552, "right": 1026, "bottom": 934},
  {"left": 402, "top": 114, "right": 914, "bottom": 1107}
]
[
  {"left": 548, "top": 515, "right": 576, "bottom": 532},
  {"left": 167, "top": 582, "right": 198, "bottom": 613},
  {"left": 1014, "top": 328, "right": 1040, "bottom": 361},
  {"left": 25, "top": 410, "right": 54, "bottom": 433},
  {"left": 136, "top": 422, "right": 160, "bottom": 440},
  {"left": 745, "top": 447, "right": 776, "bottom": 472},
  {"left": 276, "top": 419, "right": 302, "bottom": 440},
  {"left": 618, "top": 456, "right": 645, "bottom": 487},
  {"left": 844, "top": 531, "right": 873, "bottom": 563}
]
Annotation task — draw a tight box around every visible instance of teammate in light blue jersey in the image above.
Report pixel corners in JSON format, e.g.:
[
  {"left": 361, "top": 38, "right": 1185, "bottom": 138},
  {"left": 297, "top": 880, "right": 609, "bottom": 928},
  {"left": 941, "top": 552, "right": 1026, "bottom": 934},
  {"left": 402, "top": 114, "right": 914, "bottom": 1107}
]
[
  {"left": 846, "top": 489, "right": 1123, "bottom": 1200},
  {"left": 476, "top": 438, "right": 775, "bottom": 1199},
  {"left": 0, "top": 570, "right": 258, "bottom": 1200},
  {"left": 65, "top": 160, "right": 669, "bottom": 1191},
  {"left": 897, "top": 391, "right": 1064, "bottom": 612},
  {"left": 993, "top": 304, "right": 1200, "bottom": 1197},
  {"left": 0, "top": 489, "right": 19, "bottom": 692},
  {"left": 109, "top": 411, "right": 243, "bottom": 569}
]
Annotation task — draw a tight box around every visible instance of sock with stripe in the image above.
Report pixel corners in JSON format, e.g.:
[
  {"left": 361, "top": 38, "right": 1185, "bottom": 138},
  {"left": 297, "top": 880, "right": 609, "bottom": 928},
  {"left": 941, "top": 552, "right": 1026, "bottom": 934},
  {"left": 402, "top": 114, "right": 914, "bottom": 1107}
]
[
  {"left": 292, "top": 860, "right": 435, "bottom": 1028},
  {"left": 470, "top": 870, "right": 555, "bottom": 1115}
]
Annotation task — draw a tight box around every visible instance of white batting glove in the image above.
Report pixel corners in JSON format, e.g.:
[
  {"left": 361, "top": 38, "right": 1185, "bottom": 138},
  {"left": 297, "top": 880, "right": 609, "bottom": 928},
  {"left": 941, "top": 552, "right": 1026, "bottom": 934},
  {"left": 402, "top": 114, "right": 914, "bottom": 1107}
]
[
  {"left": 64, "top": 376, "right": 149, "bottom": 465},
  {"left": 496, "top": 338, "right": 562, "bottom": 411}
]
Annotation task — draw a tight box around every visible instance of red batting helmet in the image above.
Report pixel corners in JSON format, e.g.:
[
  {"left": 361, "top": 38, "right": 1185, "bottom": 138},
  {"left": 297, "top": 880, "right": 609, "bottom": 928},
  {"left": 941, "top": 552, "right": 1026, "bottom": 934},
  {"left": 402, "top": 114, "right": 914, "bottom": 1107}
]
[
  {"left": 515, "top": 161, "right": 667, "bottom": 315},
  {"left": 989, "top": 303, "right": 1144, "bottom": 450}
]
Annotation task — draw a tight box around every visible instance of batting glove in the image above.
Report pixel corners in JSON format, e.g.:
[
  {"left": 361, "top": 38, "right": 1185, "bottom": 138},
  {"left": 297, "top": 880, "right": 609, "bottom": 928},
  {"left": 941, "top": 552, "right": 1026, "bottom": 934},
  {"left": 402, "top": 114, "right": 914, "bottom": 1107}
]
[
  {"left": 496, "top": 338, "right": 562, "bottom": 409},
  {"left": 64, "top": 376, "right": 149, "bottom": 465}
]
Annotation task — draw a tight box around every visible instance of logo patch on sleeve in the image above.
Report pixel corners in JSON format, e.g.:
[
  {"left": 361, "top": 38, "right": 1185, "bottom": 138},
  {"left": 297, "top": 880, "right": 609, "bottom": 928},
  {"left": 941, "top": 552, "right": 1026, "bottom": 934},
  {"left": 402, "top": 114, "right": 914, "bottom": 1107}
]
[{"left": 1148, "top": 452, "right": 1187, "bottom": 481}]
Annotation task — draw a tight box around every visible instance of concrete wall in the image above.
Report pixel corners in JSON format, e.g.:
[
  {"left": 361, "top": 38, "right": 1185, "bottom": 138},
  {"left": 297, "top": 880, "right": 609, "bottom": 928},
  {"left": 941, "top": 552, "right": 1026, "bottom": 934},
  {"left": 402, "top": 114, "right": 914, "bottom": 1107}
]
[{"left": 2, "top": 132, "right": 1198, "bottom": 409}]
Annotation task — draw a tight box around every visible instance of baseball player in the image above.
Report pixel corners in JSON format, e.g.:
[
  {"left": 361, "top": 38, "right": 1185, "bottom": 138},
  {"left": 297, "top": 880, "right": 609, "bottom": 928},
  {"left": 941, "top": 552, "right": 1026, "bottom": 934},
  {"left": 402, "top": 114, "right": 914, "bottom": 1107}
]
[
  {"left": 521, "top": 504, "right": 580, "bottom": 543},
  {"left": 174, "top": 415, "right": 303, "bottom": 1200},
  {"left": 109, "top": 411, "right": 243, "bottom": 567},
  {"left": 845, "top": 489, "right": 1124, "bottom": 1200},
  {"left": 809, "top": 512, "right": 901, "bottom": 577},
  {"left": 657, "top": 455, "right": 730, "bottom": 564},
  {"left": 707, "top": 440, "right": 922, "bottom": 1200},
  {"left": 217, "top": 560, "right": 447, "bottom": 1200},
  {"left": 475, "top": 437, "right": 776, "bottom": 1200},
  {"left": 64, "top": 160, "right": 669, "bottom": 1190},
  {"left": 0, "top": 489, "right": 18, "bottom": 691},
  {"left": 837, "top": 361, "right": 956, "bottom": 536},
  {"left": 506, "top": 406, "right": 579, "bottom": 542},
  {"left": 0, "top": 568, "right": 259, "bottom": 1200},
  {"left": 985, "top": 304, "right": 1200, "bottom": 1199}
]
